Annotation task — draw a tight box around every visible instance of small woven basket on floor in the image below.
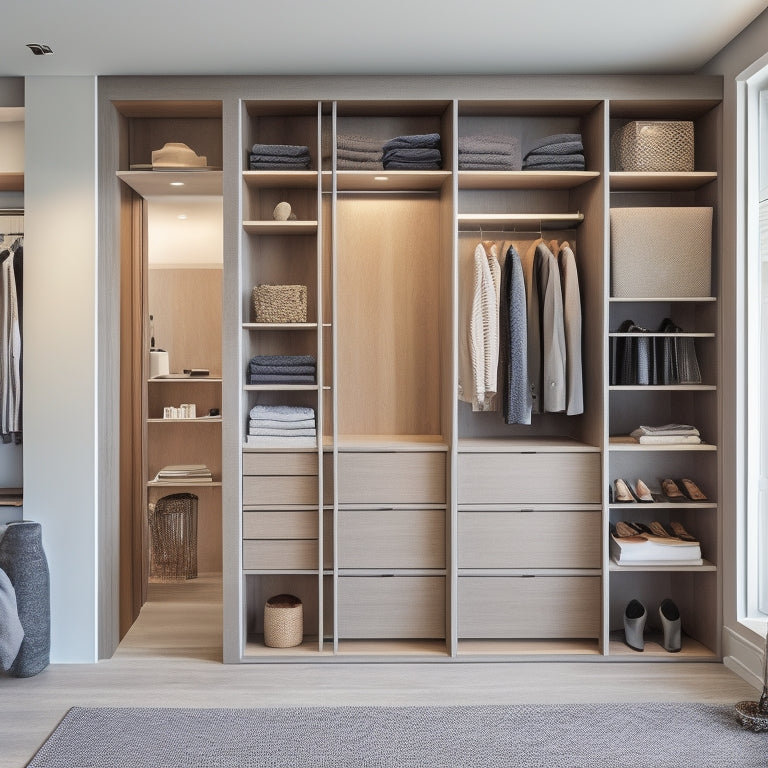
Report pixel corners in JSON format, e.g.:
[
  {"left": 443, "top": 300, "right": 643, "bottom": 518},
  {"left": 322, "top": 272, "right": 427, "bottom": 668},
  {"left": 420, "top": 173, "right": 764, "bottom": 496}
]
[
  {"left": 147, "top": 493, "right": 198, "bottom": 582},
  {"left": 264, "top": 594, "right": 303, "bottom": 648},
  {"left": 251, "top": 284, "right": 307, "bottom": 323}
]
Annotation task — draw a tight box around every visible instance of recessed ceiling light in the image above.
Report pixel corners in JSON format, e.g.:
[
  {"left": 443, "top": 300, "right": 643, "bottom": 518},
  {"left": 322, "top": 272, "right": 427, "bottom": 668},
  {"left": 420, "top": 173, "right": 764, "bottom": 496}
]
[
  {"left": 177, "top": 214, "right": 188, "bottom": 220},
  {"left": 169, "top": 181, "right": 184, "bottom": 187},
  {"left": 374, "top": 176, "right": 388, "bottom": 181},
  {"left": 26, "top": 43, "right": 53, "bottom": 56}
]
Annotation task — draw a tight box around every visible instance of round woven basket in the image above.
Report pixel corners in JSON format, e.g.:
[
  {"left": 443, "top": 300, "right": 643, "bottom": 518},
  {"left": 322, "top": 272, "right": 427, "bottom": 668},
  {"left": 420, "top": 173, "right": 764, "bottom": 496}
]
[{"left": 264, "top": 594, "right": 303, "bottom": 648}]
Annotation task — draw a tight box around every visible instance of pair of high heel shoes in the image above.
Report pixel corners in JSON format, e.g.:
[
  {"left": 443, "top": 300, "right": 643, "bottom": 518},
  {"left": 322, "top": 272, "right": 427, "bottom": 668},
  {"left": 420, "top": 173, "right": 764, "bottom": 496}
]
[
  {"left": 614, "top": 478, "right": 707, "bottom": 504},
  {"left": 624, "top": 598, "right": 681, "bottom": 652}
]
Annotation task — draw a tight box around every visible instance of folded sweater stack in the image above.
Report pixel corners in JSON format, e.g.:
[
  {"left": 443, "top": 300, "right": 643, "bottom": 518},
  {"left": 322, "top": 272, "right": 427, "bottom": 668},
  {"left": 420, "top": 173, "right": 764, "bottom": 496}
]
[
  {"left": 336, "top": 134, "right": 383, "bottom": 170},
  {"left": 458, "top": 134, "right": 521, "bottom": 170},
  {"left": 249, "top": 143, "right": 311, "bottom": 170},
  {"left": 248, "top": 354, "right": 316, "bottom": 385},
  {"left": 246, "top": 404, "right": 317, "bottom": 448},
  {"left": 383, "top": 133, "right": 442, "bottom": 170},
  {"left": 523, "top": 133, "right": 585, "bottom": 170},
  {"left": 629, "top": 423, "right": 702, "bottom": 445}
]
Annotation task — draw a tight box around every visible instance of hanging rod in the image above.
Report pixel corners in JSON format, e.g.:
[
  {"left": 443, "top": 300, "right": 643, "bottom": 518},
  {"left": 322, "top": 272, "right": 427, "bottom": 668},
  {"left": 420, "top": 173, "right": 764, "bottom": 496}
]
[{"left": 0, "top": 209, "right": 24, "bottom": 215}]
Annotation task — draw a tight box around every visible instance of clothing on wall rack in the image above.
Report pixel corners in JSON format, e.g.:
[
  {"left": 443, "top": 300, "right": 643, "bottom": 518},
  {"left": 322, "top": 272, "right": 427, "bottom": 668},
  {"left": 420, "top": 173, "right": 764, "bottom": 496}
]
[{"left": 0, "top": 214, "right": 23, "bottom": 444}]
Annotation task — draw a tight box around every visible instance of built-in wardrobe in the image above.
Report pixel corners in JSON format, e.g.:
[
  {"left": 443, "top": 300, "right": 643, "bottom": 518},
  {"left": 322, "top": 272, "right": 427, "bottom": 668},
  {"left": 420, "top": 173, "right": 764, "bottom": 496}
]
[
  {"left": 0, "top": 95, "right": 24, "bottom": 526},
  {"left": 101, "top": 75, "right": 723, "bottom": 663}
]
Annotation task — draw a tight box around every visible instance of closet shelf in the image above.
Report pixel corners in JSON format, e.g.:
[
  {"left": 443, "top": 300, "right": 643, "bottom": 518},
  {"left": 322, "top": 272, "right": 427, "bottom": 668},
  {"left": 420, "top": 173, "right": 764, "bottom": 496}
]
[
  {"left": 117, "top": 170, "right": 222, "bottom": 197},
  {"left": 608, "top": 332, "right": 715, "bottom": 338},
  {"left": 242, "top": 322, "right": 318, "bottom": 330},
  {"left": 609, "top": 384, "right": 716, "bottom": 391},
  {"left": 609, "top": 437, "right": 717, "bottom": 450},
  {"left": 458, "top": 170, "right": 599, "bottom": 190},
  {"left": 0, "top": 172, "right": 23, "bottom": 192},
  {"left": 609, "top": 296, "right": 716, "bottom": 303},
  {"left": 608, "top": 501, "right": 718, "bottom": 510},
  {"left": 147, "top": 480, "right": 222, "bottom": 487},
  {"left": 147, "top": 377, "right": 222, "bottom": 383},
  {"left": 609, "top": 560, "right": 716, "bottom": 572},
  {"left": 457, "top": 437, "right": 599, "bottom": 453},
  {"left": 337, "top": 434, "right": 449, "bottom": 452},
  {"left": 147, "top": 417, "right": 222, "bottom": 423},
  {"left": 609, "top": 171, "right": 717, "bottom": 191},
  {"left": 242, "top": 170, "right": 318, "bottom": 188},
  {"left": 457, "top": 212, "right": 584, "bottom": 230},
  {"left": 333, "top": 169, "right": 451, "bottom": 192},
  {"left": 242, "top": 220, "right": 317, "bottom": 235},
  {"left": 244, "top": 384, "right": 322, "bottom": 391}
]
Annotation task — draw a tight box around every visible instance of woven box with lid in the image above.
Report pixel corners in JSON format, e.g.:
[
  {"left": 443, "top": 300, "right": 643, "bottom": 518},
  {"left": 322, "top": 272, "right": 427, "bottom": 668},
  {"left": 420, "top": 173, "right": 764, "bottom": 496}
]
[
  {"left": 251, "top": 284, "right": 307, "bottom": 323},
  {"left": 611, "top": 120, "right": 694, "bottom": 172},
  {"left": 263, "top": 594, "right": 303, "bottom": 648}
]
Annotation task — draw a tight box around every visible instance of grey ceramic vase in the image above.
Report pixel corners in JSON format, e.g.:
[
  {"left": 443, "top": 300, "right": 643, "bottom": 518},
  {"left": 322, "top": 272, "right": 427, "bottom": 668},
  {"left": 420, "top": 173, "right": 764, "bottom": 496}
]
[{"left": 0, "top": 521, "right": 50, "bottom": 677}]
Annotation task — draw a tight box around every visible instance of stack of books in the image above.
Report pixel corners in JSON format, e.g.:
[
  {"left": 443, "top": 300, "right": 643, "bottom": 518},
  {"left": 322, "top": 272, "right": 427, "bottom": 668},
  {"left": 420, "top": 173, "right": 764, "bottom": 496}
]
[{"left": 153, "top": 465, "right": 213, "bottom": 484}]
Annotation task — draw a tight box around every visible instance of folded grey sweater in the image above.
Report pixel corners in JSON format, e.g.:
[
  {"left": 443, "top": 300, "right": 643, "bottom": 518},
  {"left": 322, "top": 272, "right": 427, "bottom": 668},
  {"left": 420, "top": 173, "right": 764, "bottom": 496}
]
[
  {"left": 525, "top": 133, "right": 582, "bottom": 155},
  {"left": 383, "top": 133, "right": 441, "bottom": 151},
  {"left": 249, "top": 404, "right": 315, "bottom": 421},
  {"left": 251, "top": 143, "right": 310, "bottom": 157}
]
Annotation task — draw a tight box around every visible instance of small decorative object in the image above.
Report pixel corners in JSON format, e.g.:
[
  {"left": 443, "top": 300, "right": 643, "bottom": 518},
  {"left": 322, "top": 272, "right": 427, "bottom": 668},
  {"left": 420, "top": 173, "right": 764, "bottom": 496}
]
[
  {"left": 735, "top": 630, "right": 768, "bottom": 731},
  {"left": 251, "top": 284, "right": 307, "bottom": 323},
  {"left": 273, "top": 201, "right": 292, "bottom": 220},
  {"left": 264, "top": 594, "right": 303, "bottom": 648},
  {"left": 151, "top": 142, "right": 208, "bottom": 169},
  {"left": 611, "top": 120, "right": 694, "bottom": 172}
]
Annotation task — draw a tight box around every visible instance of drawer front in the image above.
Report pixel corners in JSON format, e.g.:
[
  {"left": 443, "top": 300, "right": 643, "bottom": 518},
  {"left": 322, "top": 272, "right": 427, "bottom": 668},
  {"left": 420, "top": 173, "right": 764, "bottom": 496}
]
[
  {"left": 457, "top": 452, "right": 600, "bottom": 504},
  {"left": 457, "top": 576, "right": 600, "bottom": 639},
  {"left": 338, "top": 576, "right": 445, "bottom": 639},
  {"left": 243, "top": 539, "right": 317, "bottom": 570},
  {"left": 243, "top": 510, "right": 318, "bottom": 539},
  {"left": 338, "top": 452, "right": 446, "bottom": 505},
  {"left": 338, "top": 509, "right": 445, "bottom": 569},
  {"left": 243, "top": 475, "right": 318, "bottom": 506},
  {"left": 243, "top": 452, "right": 318, "bottom": 476},
  {"left": 458, "top": 510, "right": 600, "bottom": 568}
]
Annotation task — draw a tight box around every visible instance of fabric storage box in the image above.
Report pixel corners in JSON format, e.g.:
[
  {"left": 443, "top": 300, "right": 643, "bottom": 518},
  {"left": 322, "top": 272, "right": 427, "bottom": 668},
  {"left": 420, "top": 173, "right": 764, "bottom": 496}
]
[
  {"left": 611, "top": 120, "right": 694, "bottom": 172},
  {"left": 251, "top": 284, "right": 307, "bottom": 323},
  {"left": 610, "top": 207, "right": 712, "bottom": 298}
]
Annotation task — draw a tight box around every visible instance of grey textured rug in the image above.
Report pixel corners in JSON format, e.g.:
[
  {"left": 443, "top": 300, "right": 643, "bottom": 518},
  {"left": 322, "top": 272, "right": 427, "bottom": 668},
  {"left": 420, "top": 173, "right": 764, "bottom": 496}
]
[{"left": 26, "top": 703, "right": 766, "bottom": 768}]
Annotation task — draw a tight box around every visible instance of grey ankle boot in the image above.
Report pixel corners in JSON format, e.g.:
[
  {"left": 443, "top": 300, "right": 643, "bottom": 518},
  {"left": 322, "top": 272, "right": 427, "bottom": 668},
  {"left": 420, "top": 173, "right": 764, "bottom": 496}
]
[
  {"left": 624, "top": 599, "right": 646, "bottom": 651},
  {"left": 659, "top": 598, "right": 682, "bottom": 652}
]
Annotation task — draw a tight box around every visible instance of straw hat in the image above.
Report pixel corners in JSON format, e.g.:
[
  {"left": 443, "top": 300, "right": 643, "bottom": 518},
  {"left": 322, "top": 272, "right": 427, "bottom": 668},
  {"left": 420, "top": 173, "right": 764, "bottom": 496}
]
[{"left": 151, "top": 142, "right": 207, "bottom": 169}]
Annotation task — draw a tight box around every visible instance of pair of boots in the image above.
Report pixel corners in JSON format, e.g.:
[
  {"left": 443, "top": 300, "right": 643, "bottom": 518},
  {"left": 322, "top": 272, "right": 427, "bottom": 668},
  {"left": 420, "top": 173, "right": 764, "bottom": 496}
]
[{"left": 624, "top": 598, "right": 681, "bottom": 652}]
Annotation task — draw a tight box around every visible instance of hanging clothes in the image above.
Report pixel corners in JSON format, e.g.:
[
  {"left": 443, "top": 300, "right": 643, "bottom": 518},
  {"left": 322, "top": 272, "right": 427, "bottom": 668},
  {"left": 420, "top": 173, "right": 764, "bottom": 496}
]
[
  {"left": 0, "top": 234, "right": 22, "bottom": 444},
  {"left": 521, "top": 239, "right": 542, "bottom": 414},
  {"left": 499, "top": 244, "right": 530, "bottom": 424},
  {"left": 458, "top": 241, "right": 500, "bottom": 411},
  {"left": 535, "top": 241, "right": 567, "bottom": 413},
  {"left": 558, "top": 241, "right": 584, "bottom": 415}
]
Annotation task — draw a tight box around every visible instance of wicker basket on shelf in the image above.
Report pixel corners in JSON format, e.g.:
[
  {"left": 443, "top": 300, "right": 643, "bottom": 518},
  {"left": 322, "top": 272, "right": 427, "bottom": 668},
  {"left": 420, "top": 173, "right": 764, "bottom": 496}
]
[
  {"left": 264, "top": 594, "right": 303, "bottom": 648},
  {"left": 251, "top": 284, "right": 307, "bottom": 323}
]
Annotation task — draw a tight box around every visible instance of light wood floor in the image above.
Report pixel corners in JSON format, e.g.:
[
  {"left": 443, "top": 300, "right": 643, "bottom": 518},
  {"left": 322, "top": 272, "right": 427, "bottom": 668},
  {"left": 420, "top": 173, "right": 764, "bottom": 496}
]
[{"left": 0, "top": 574, "right": 759, "bottom": 768}]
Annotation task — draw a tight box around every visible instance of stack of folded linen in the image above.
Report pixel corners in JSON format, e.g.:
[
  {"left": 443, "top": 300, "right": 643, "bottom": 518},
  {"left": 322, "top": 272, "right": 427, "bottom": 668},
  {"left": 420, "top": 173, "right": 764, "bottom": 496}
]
[
  {"left": 336, "top": 134, "right": 383, "bottom": 170},
  {"left": 246, "top": 404, "right": 317, "bottom": 448},
  {"left": 522, "top": 133, "right": 585, "bottom": 170},
  {"left": 153, "top": 464, "right": 212, "bottom": 484},
  {"left": 248, "top": 355, "right": 316, "bottom": 385},
  {"left": 382, "top": 133, "right": 442, "bottom": 170},
  {"left": 249, "top": 143, "right": 311, "bottom": 170},
  {"left": 629, "top": 423, "right": 701, "bottom": 445},
  {"left": 458, "top": 134, "right": 521, "bottom": 170}
]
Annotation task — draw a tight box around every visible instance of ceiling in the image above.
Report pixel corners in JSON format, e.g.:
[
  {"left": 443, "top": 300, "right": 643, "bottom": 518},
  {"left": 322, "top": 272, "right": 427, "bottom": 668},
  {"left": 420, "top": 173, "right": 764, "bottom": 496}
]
[{"left": 2, "top": 0, "right": 767, "bottom": 78}]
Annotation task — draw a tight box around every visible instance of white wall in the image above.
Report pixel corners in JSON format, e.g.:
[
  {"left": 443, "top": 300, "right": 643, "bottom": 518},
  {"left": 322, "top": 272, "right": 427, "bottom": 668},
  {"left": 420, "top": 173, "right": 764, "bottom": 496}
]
[
  {"left": 24, "top": 76, "right": 99, "bottom": 663},
  {"left": 701, "top": 7, "right": 768, "bottom": 687}
]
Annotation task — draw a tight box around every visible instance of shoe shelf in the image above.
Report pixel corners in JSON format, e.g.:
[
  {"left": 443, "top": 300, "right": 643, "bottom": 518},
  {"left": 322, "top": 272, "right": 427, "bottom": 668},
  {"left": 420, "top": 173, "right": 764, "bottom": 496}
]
[
  {"left": 608, "top": 631, "right": 718, "bottom": 659},
  {"left": 608, "top": 502, "right": 717, "bottom": 509},
  {"left": 609, "top": 296, "right": 717, "bottom": 304},
  {"left": 608, "top": 385, "right": 717, "bottom": 392}
]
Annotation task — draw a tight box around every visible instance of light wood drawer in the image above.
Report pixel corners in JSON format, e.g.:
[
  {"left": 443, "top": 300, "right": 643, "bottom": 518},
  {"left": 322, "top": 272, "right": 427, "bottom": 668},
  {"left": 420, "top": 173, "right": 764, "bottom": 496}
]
[
  {"left": 457, "top": 452, "right": 600, "bottom": 504},
  {"left": 338, "top": 509, "right": 445, "bottom": 568},
  {"left": 338, "top": 452, "right": 446, "bottom": 505},
  {"left": 243, "top": 475, "right": 318, "bottom": 506},
  {"left": 243, "top": 452, "right": 318, "bottom": 476},
  {"left": 243, "top": 510, "right": 319, "bottom": 539},
  {"left": 458, "top": 510, "right": 600, "bottom": 568},
  {"left": 338, "top": 576, "right": 445, "bottom": 639},
  {"left": 457, "top": 576, "right": 600, "bottom": 639},
  {"left": 243, "top": 539, "right": 317, "bottom": 570}
]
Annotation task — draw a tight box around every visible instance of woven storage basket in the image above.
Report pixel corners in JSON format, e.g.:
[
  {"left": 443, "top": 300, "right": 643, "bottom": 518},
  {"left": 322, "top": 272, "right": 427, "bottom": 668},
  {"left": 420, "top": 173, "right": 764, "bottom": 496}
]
[
  {"left": 147, "top": 493, "right": 198, "bottom": 582},
  {"left": 611, "top": 120, "right": 694, "bottom": 172},
  {"left": 264, "top": 594, "right": 303, "bottom": 648},
  {"left": 610, "top": 207, "right": 712, "bottom": 298},
  {"left": 251, "top": 284, "right": 307, "bottom": 323}
]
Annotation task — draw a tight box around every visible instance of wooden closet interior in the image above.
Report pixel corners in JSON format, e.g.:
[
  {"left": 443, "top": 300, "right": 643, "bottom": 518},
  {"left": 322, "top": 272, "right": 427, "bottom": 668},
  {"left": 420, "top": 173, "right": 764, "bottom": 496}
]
[{"left": 105, "top": 79, "right": 722, "bottom": 663}]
